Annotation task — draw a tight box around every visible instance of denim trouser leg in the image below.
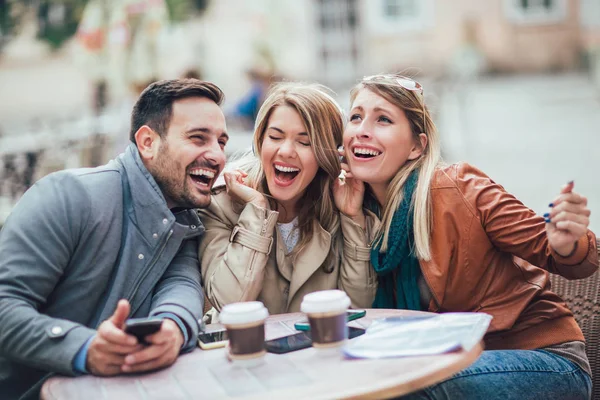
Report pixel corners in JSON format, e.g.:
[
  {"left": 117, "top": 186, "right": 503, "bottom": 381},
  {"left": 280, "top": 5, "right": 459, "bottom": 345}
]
[{"left": 401, "top": 350, "right": 592, "bottom": 400}]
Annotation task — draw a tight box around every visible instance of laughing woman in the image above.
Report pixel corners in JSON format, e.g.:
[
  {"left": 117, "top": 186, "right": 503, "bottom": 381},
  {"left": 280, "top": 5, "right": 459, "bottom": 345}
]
[
  {"left": 339, "top": 73, "right": 598, "bottom": 399},
  {"left": 198, "top": 82, "right": 376, "bottom": 314}
]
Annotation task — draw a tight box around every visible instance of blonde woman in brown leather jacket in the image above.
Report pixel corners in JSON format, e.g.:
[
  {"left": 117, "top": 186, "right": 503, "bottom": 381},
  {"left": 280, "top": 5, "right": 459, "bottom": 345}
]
[
  {"left": 198, "top": 83, "right": 377, "bottom": 315},
  {"left": 338, "top": 73, "right": 598, "bottom": 399}
]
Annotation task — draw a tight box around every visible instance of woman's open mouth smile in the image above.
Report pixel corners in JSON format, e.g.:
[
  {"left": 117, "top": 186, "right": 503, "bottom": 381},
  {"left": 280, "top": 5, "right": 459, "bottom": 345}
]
[
  {"left": 272, "top": 162, "right": 300, "bottom": 187},
  {"left": 351, "top": 145, "right": 383, "bottom": 162}
]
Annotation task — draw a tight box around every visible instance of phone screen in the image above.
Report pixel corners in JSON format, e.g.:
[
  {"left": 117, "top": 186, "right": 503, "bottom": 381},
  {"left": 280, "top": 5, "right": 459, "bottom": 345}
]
[
  {"left": 124, "top": 318, "right": 163, "bottom": 344},
  {"left": 294, "top": 309, "right": 366, "bottom": 331},
  {"left": 265, "top": 327, "right": 365, "bottom": 354},
  {"left": 198, "top": 330, "right": 229, "bottom": 344}
]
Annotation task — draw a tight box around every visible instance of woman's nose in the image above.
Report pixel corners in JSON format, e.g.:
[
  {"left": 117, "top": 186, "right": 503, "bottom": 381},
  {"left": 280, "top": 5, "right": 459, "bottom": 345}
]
[
  {"left": 356, "top": 122, "right": 372, "bottom": 139},
  {"left": 278, "top": 139, "right": 297, "bottom": 158}
]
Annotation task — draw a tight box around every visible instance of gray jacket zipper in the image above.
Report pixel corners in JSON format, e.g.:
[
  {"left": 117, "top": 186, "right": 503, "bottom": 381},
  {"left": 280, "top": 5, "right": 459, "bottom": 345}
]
[{"left": 128, "top": 229, "right": 174, "bottom": 308}]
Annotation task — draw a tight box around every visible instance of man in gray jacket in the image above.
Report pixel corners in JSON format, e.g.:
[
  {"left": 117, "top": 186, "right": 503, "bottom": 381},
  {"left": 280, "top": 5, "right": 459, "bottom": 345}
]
[{"left": 0, "top": 79, "right": 229, "bottom": 399}]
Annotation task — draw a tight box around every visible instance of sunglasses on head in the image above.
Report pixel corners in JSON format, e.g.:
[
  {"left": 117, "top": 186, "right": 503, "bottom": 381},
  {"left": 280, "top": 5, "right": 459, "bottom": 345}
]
[
  {"left": 362, "top": 74, "right": 424, "bottom": 95},
  {"left": 362, "top": 74, "right": 426, "bottom": 135}
]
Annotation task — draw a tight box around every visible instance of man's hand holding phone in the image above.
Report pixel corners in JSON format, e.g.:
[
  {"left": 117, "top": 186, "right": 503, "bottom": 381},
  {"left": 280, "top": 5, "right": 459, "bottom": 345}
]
[
  {"left": 86, "top": 299, "right": 185, "bottom": 375},
  {"left": 121, "top": 317, "right": 183, "bottom": 373},
  {"left": 86, "top": 299, "right": 143, "bottom": 376}
]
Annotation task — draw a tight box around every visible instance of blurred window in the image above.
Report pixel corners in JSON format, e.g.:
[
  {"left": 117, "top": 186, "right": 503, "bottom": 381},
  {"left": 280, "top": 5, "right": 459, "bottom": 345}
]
[
  {"left": 520, "top": 0, "right": 554, "bottom": 10},
  {"left": 384, "top": 0, "right": 417, "bottom": 19},
  {"left": 316, "top": 0, "right": 359, "bottom": 87},
  {"left": 504, "top": 0, "right": 567, "bottom": 25},
  {"left": 366, "top": 0, "right": 434, "bottom": 34}
]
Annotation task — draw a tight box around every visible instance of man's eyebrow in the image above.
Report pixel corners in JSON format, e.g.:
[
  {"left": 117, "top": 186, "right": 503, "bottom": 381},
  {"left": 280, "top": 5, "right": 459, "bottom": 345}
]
[
  {"left": 185, "top": 127, "right": 229, "bottom": 141},
  {"left": 185, "top": 127, "right": 210, "bottom": 134}
]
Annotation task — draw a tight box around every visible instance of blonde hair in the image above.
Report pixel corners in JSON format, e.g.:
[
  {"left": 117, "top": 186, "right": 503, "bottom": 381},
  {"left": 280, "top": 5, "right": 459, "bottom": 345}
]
[
  {"left": 242, "top": 82, "right": 344, "bottom": 272},
  {"left": 350, "top": 74, "right": 442, "bottom": 261}
]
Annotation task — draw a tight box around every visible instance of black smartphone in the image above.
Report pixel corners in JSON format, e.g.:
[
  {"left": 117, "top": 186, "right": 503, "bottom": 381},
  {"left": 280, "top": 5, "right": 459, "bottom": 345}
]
[
  {"left": 197, "top": 329, "right": 229, "bottom": 350},
  {"left": 294, "top": 309, "right": 367, "bottom": 331},
  {"left": 124, "top": 317, "right": 164, "bottom": 344},
  {"left": 265, "top": 326, "right": 365, "bottom": 354}
]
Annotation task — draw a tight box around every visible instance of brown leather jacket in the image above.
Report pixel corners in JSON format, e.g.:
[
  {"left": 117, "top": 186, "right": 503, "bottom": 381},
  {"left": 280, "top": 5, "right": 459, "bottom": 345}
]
[{"left": 413, "top": 163, "right": 598, "bottom": 350}]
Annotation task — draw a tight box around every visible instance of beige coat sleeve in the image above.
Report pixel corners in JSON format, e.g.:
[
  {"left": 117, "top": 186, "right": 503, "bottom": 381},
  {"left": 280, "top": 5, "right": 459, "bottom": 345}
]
[
  {"left": 337, "top": 212, "right": 378, "bottom": 308},
  {"left": 198, "top": 192, "right": 279, "bottom": 311}
]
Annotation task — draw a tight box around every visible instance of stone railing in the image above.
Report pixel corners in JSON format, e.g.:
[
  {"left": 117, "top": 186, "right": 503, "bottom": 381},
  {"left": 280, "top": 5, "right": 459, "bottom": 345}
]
[
  {"left": 0, "top": 108, "right": 130, "bottom": 225},
  {"left": 0, "top": 108, "right": 253, "bottom": 225}
]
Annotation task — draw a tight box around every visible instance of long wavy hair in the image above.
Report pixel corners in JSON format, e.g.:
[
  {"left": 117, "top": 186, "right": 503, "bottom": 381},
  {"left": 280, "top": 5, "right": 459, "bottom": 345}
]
[
  {"left": 240, "top": 82, "right": 344, "bottom": 272},
  {"left": 350, "top": 74, "right": 442, "bottom": 261}
]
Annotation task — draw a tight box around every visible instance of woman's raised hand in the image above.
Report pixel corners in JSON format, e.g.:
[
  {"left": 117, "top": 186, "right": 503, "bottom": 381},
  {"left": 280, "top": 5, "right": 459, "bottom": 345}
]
[
  {"left": 223, "top": 169, "right": 267, "bottom": 208},
  {"left": 333, "top": 146, "right": 366, "bottom": 228},
  {"left": 545, "top": 181, "right": 591, "bottom": 256}
]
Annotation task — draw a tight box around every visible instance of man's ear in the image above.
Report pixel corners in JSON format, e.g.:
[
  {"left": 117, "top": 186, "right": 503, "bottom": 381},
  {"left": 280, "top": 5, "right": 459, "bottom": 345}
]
[
  {"left": 407, "top": 133, "right": 428, "bottom": 161},
  {"left": 135, "top": 126, "right": 160, "bottom": 161}
]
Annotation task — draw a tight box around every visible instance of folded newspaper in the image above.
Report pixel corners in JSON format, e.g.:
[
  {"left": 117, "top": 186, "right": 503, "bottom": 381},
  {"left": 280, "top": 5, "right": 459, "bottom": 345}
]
[{"left": 344, "top": 312, "right": 492, "bottom": 359}]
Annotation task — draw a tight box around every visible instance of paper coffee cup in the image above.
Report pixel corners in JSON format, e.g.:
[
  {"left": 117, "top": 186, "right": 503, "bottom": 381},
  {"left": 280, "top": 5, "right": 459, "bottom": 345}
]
[
  {"left": 301, "top": 290, "right": 351, "bottom": 348},
  {"left": 220, "top": 301, "right": 269, "bottom": 361}
]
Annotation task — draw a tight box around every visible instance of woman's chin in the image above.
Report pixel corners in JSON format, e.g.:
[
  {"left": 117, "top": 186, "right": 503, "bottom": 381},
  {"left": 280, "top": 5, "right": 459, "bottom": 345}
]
[
  {"left": 350, "top": 171, "right": 374, "bottom": 184},
  {"left": 267, "top": 185, "right": 298, "bottom": 204},
  {"left": 357, "top": 176, "right": 389, "bottom": 188}
]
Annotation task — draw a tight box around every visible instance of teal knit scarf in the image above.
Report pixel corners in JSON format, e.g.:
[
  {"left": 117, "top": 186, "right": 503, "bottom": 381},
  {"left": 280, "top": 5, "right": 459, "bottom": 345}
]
[{"left": 369, "top": 170, "right": 422, "bottom": 311}]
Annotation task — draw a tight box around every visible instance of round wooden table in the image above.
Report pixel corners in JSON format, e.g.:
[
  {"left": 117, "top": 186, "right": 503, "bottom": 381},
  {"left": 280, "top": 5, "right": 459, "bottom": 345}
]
[{"left": 41, "top": 309, "right": 482, "bottom": 400}]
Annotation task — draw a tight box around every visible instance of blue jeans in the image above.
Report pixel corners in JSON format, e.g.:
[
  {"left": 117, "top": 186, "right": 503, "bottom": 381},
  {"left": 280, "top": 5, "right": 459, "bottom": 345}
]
[{"left": 401, "top": 350, "right": 592, "bottom": 400}]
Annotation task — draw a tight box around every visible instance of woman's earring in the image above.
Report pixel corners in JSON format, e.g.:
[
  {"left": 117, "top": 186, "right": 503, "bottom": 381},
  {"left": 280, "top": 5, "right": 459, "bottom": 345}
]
[{"left": 338, "top": 145, "right": 344, "bottom": 162}]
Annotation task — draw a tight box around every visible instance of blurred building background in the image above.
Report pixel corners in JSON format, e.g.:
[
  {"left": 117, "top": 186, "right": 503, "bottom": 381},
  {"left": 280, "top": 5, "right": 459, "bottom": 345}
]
[{"left": 1, "top": 0, "right": 600, "bottom": 230}]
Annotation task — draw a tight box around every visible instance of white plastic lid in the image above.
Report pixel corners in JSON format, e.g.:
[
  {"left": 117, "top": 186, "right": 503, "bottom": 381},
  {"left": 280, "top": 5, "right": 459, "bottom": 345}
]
[
  {"left": 300, "top": 290, "right": 351, "bottom": 314},
  {"left": 219, "top": 301, "right": 269, "bottom": 325}
]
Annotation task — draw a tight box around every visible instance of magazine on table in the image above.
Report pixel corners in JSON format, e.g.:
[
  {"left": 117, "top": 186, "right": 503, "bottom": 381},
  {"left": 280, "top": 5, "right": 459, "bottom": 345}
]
[{"left": 344, "top": 312, "right": 492, "bottom": 359}]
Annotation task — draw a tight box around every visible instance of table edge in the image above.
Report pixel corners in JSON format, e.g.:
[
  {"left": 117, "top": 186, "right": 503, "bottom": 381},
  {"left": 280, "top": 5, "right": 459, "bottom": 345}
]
[{"left": 342, "top": 342, "right": 484, "bottom": 400}]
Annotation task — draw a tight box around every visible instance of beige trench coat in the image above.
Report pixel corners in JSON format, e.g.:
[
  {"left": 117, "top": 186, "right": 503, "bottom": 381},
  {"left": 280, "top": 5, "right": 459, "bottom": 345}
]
[{"left": 198, "top": 188, "right": 377, "bottom": 314}]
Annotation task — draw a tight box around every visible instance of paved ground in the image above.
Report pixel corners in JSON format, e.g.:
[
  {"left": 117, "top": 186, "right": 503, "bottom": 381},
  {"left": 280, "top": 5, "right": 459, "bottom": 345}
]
[{"left": 1, "top": 54, "right": 599, "bottom": 231}]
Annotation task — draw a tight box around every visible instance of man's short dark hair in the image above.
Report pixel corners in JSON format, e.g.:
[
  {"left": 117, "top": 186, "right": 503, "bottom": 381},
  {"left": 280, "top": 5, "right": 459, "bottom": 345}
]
[{"left": 129, "top": 79, "right": 225, "bottom": 143}]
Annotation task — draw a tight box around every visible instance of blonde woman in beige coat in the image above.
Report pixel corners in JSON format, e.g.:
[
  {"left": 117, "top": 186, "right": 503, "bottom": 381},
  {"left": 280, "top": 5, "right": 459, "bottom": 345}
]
[{"left": 198, "top": 83, "right": 377, "bottom": 314}]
